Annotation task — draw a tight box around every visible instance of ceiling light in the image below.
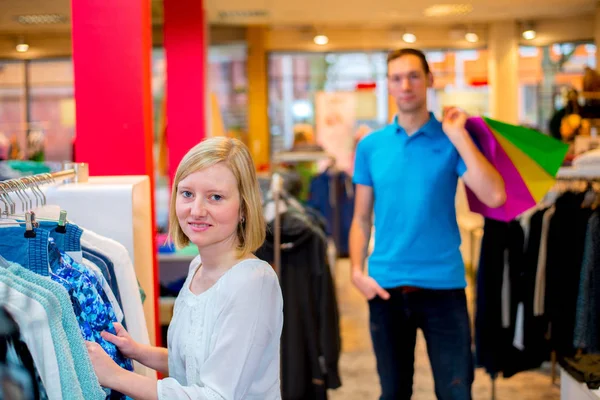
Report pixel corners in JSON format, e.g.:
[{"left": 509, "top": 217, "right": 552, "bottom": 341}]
[
  {"left": 15, "top": 14, "right": 67, "bottom": 25},
  {"left": 465, "top": 32, "right": 479, "bottom": 43},
  {"left": 16, "top": 43, "right": 29, "bottom": 53},
  {"left": 15, "top": 37, "right": 28, "bottom": 53},
  {"left": 522, "top": 29, "right": 536, "bottom": 40},
  {"left": 521, "top": 22, "right": 536, "bottom": 40},
  {"left": 402, "top": 32, "right": 417, "bottom": 44},
  {"left": 424, "top": 4, "right": 473, "bottom": 17},
  {"left": 314, "top": 34, "right": 329, "bottom": 45}
]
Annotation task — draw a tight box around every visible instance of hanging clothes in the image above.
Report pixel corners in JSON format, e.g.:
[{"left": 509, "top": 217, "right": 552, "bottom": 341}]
[
  {"left": 80, "top": 228, "right": 151, "bottom": 357},
  {"left": 256, "top": 207, "right": 342, "bottom": 400},
  {"left": 475, "top": 218, "right": 527, "bottom": 377},
  {"left": 307, "top": 169, "right": 354, "bottom": 257},
  {"left": 0, "top": 218, "right": 145, "bottom": 400},
  {"left": 574, "top": 209, "right": 600, "bottom": 353},
  {"left": 545, "top": 191, "right": 592, "bottom": 358},
  {"left": 6, "top": 263, "right": 106, "bottom": 400},
  {"left": 0, "top": 302, "right": 48, "bottom": 400},
  {"left": 476, "top": 187, "right": 600, "bottom": 385}
]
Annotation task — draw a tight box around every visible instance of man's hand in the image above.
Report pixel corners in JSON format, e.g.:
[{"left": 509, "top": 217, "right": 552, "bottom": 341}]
[
  {"left": 351, "top": 269, "right": 390, "bottom": 300},
  {"left": 442, "top": 106, "right": 469, "bottom": 144}
]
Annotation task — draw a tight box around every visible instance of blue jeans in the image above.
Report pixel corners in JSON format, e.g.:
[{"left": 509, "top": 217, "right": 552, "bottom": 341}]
[{"left": 369, "top": 287, "right": 474, "bottom": 400}]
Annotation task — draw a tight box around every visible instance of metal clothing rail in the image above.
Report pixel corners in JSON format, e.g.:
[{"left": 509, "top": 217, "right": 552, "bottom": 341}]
[{"left": 0, "top": 163, "right": 89, "bottom": 216}]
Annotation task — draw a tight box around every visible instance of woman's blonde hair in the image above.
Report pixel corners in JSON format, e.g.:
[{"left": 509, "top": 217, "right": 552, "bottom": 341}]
[{"left": 168, "top": 137, "right": 266, "bottom": 257}]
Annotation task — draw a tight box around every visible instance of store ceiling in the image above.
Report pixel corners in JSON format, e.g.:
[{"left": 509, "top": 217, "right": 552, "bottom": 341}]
[{"left": 0, "top": 0, "right": 596, "bottom": 35}]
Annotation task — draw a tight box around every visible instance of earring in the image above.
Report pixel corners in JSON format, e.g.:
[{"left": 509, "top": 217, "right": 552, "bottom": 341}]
[{"left": 240, "top": 217, "right": 245, "bottom": 224}]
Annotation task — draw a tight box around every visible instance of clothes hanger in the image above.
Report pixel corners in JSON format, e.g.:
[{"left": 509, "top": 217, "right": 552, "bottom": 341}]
[
  {"left": 0, "top": 177, "right": 67, "bottom": 228},
  {"left": 30, "top": 173, "right": 63, "bottom": 221}
]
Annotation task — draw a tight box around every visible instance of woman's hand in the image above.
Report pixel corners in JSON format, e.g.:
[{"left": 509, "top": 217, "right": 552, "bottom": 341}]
[
  {"left": 101, "top": 322, "right": 141, "bottom": 360},
  {"left": 86, "top": 341, "right": 122, "bottom": 387}
]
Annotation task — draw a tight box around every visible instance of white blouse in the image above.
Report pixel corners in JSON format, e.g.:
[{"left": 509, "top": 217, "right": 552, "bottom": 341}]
[{"left": 157, "top": 257, "right": 284, "bottom": 400}]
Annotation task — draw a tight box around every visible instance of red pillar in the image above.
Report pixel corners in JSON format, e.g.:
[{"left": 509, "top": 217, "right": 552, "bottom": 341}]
[
  {"left": 71, "top": 0, "right": 159, "bottom": 344},
  {"left": 71, "top": 0, "right": 154, "bottom": 177},
  {"left": 164, "top": 0, "right": 208, "bottom": 185}
]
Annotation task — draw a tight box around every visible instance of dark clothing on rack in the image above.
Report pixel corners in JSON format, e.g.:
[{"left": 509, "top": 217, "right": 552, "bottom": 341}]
[
  {"left": 369, "top": 288, "right": 473, "bottom": 400},
  {"left": 307, "top": 170, "right": 354, "bottom": 257},
  {"left": 505, "top": 209, "right": 550, "bottom": 378},
  {"left": 574, "top": 210, "right": 600, "bottom": 353},
  {"left": 0, "top": 306, "right": 47, "bottom": 400},
  {"left": 475, "top": 216, "right": 550, "bottom": 379},
  {"left": 256, "top": 211, "right": 342, "bottom": 400},
  {"left": 477, "top": 189, "right": 600, "bottom": 383},
  {"left": 475, "top": 219, "right": 523, "bottom": 376},
  {"left": 545, "top": 191, "right": 592, "bottom": 358}
]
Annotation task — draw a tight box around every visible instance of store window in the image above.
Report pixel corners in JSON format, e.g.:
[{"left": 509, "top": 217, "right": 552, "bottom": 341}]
[
  {"left": 29, "top": 59, "right": 75, "bottom": 162},
  {"left": 0, "top": 62, "right": 26, "bottom": 160},
  {"left": 426, "top": 49, "right": 489, "bottom": 118},
  {"left": 151, "top": 44, "right": 249, "bottom": 231},
  {"left": 518, "top": 42, "right": 596, "bottom": 130},
  {"left": 268, "top": 49, "right": 490, "bottom": 155},
  {"left": 268, "top": 52, "right": 389, "bottom": 155},
  {"left": 151, "top": 44, "right": 248, "bottom": 146}
]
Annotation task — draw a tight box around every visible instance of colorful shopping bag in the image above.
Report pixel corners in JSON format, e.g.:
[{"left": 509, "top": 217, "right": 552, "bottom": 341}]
[{"left": 464, "top": 117, "right": 569, "bottom": 221}]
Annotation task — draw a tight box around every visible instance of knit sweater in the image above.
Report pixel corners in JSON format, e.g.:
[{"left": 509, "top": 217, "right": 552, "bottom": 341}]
[{"left": 5, "top": 263, "right": 106, "bottom": 399}]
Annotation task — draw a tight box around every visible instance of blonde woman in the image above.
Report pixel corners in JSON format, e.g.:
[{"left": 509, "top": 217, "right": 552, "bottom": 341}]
[{"left": 87, "top": 137, "right": 284, "bottom": 400}]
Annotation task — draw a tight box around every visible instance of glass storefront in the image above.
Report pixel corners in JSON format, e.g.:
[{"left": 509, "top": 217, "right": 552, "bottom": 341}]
[
  {"left": 267, "top": 43, "right": 596, "bottom": 155},
  {"left": 0, "top": 44, "right": 248, "bottom": 167},
  {"left": 268, "top": 49, "right": 491, "bottom": 155},
  {"left": 0, "top": 61, "right": 27, "bottom": 160}
]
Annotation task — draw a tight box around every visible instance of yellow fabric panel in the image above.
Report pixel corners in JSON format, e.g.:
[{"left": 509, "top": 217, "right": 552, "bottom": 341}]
[{"left": 490, "top": 128, "right": 555, "bottom": 203}]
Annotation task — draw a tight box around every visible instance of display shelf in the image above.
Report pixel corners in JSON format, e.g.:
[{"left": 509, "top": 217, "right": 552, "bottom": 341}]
[{"left": 561, "top": 368, "right": 600, "bottom": 399}]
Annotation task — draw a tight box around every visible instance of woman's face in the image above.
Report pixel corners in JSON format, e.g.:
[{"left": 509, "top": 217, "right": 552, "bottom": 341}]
[{"left": 175, "top": 162, "right": 242, "bottom": 252}]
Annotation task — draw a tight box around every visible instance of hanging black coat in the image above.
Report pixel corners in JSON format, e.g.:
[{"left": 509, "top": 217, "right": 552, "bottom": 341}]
[
  {"left": 256, "top": 211, "right": 342, "bottom": 400},
  {"left": 546, "top": 191, "right": 592, "bottom": 358}
]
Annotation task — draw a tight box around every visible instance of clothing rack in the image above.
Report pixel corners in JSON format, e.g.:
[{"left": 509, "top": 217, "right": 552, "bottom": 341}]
[
  {"left": 272, "top": 150, "right": 342, "bottom": 261},
  {"left": 486, "top": 167, "right": 600, "bottom": 400},
  {"left": 0, "top": 163, "right": 89, "bottom": 215}
]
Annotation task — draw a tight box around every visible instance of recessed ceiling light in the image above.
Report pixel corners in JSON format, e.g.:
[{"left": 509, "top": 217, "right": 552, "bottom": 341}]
[
  {"left": 424, "top": 4, "right": 473, "bottom": 17},
  {"left": 15, "top": 14, "right": 67, "bottom": 25},
  {"left": 465, "top": 32, "right": 479, "bottom": 43},
  {"left": 522, "top": 29, "right": 536, "bottom": 40},
  {"left": 313, "top": 35, "right": 329, "bottom": 45},
  {"left": 403, "top": 32, "right": 417, "bottom": 44}
]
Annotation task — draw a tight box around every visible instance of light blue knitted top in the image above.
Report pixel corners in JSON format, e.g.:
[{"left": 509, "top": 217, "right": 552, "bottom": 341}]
[{"left": 2, "top": 263, "right": 106, "bottom": 400}]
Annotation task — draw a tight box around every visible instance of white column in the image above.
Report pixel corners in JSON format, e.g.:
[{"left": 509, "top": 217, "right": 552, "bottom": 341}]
[{"left": 488, "top": 21, "right": 519, "bottom": 123}]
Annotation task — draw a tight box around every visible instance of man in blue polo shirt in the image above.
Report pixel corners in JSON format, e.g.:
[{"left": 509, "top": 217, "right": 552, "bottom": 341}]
[{"left": 350, "top": 48, "right": 506, "bottom": 400}]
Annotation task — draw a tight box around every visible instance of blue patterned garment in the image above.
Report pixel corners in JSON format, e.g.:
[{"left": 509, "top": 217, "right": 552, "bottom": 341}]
[{"left": 47, "top": 240, "right": 133, "bottom": 372}]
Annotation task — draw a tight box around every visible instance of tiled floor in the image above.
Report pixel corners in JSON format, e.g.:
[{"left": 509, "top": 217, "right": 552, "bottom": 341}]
[{"left": 327, "top": 259, "right": 561, "bottom": 400}]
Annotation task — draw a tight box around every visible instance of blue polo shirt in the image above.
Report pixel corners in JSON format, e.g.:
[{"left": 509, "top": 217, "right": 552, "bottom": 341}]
[{"left": 353, "top": 113, "right": 467, "bottom": 289}]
